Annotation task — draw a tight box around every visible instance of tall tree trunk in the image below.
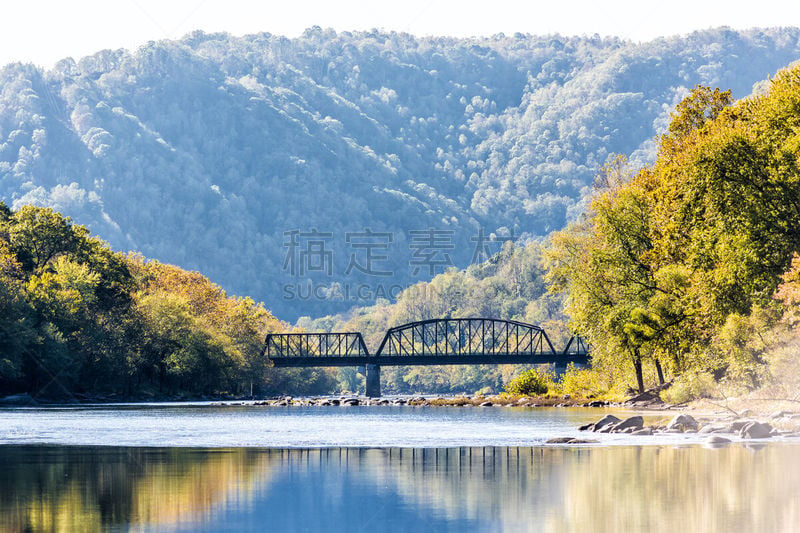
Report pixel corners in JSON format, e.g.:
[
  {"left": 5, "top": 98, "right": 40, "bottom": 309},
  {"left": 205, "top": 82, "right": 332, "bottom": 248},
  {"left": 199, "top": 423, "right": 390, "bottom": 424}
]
[
  {"left": 633, "top": 349, "right": 645, "bottom": 394},
  {"left": 654, "top": 359, "right": 665, "bottom": 385}
]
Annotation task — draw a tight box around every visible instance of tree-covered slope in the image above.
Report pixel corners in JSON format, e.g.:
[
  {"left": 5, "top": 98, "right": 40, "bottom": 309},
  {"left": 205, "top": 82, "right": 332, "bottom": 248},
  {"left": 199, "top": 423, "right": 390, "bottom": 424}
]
[
  {"left": 548, "top": 62, "right": 800, "bottom": 395},
  {"left": 2, "top": 27, "right": 800, "bottom": 318},
  {"left": 0, "top": 203, "right": 338, "bottom": 399}
]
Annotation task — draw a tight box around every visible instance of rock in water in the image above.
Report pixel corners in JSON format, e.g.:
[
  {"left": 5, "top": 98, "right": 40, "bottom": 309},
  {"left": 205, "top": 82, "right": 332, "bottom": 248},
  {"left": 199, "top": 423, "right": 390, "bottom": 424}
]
[
  {"left": 546, "top": 437, "right": 599, "bottom": 444},
  {"left": 667, "top": 414, "right": 698, "bottom": 431},
  {"left": 728, "top": 419, "right": 754, "bottom": 432},
  {"left": 631, "top": 428, "right": 653, "bottom": 436},
  {"left": 705, "top": 435, "right": 732, "bottom": 445},
  {"left": 589, "top": 414, "right": 621, "bottom": 432},
  {"left": 740, "top": 421, "right": 773, "bottom": 439},
  {"left": 610, "top": 416, "right": 644, "bottom": 432}
]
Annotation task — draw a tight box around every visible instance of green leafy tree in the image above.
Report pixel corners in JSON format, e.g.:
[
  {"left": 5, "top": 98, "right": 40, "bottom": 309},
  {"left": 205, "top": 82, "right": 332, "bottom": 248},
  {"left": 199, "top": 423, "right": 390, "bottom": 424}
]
[
  {"left": 505, "top": 368, "right": 554, "bottom": 396},
  {"left": 549, "top": 71, "right": 800, "bottom": 395},
  {"left": 7, "top": 206, "right": 85, "bottom": 273}
]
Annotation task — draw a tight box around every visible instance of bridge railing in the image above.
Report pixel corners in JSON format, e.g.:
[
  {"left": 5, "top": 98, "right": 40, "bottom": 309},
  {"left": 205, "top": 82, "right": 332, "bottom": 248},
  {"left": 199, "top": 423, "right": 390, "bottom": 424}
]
[
  {"left": 264, "top": 332, "right": 371, "bottom": 358},
  {"left": 375, "top": 318, "right": 558, "bottom": 357}
]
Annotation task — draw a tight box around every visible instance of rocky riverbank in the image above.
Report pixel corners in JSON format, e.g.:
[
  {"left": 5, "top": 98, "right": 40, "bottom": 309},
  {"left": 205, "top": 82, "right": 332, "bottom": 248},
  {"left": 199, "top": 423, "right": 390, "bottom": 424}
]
[
  {"left": 247, "top": 394, "right": 616, "bottom": 408},
  {"left": 6, "top": 390, "right": 800, "bottom": 442},
  {"left": 244, "top": 392, "right": 800, "bottom": 441},
  {"left": 542, "top": 411, "right": 800, "bottom": 444}
]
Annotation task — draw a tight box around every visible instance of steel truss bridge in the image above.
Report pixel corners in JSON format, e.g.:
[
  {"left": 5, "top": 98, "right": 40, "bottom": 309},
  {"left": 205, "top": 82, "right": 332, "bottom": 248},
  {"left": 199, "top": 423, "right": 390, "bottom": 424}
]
[{"left": 264, "top": 318, "right": 589, "bottom": 397}]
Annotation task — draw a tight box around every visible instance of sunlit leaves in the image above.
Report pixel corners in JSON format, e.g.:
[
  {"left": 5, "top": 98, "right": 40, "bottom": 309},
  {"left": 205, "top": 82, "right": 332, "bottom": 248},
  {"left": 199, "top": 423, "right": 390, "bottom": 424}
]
[
  {"left": 550, "top": 65, "right": 800, "bottom": 393},
  {"left": 0, "top": 204, "right": 295, "bottom": 398},
  {"left": 7, "top": 206, "right": 86, "bottom": 273}
]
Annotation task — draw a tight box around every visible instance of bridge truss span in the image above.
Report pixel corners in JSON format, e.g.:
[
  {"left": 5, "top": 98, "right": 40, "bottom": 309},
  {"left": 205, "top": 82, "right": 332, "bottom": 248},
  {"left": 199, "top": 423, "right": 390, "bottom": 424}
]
[
  {"left": 375, "top": 318, "right": 557, "bottom": 361},
  {"left": 264, "top": 332, "right": 370, "bottom": 365},
  {"left": 265, "top": 318, "right": 590, "bottom": 396}
]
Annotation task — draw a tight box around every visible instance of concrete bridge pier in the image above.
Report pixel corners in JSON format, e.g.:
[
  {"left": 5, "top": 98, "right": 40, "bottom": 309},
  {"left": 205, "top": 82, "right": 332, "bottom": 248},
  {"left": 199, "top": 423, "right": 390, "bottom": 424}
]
[
  {"left": 553, "top": 363, "right": 568, "bottom": 376},
  {"left": 366, "top": 364, "right": 381, "bottom": 397}
]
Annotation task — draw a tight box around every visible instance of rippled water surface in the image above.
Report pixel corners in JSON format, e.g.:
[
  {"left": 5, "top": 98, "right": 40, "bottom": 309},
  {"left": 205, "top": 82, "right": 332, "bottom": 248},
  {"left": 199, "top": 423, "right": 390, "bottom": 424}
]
[
  {"left": 0, "top": 402, "right": 763, "bottom": 447},
  {"left": 1, "top": 404, "right": 799, "bottom": 532}
]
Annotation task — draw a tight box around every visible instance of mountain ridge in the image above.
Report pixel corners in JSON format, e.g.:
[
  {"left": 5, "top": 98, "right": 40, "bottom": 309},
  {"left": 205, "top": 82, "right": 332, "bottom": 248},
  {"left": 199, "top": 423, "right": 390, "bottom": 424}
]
[{"left": 2, "top": 27, "right": 800, "bottom": 318}]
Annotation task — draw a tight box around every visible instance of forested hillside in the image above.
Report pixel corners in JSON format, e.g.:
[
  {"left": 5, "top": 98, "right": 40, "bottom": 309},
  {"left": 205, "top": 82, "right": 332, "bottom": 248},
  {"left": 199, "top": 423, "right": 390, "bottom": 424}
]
[
  {"left": 310, "top": 61, "right": 800, "bottom": 398},
  {"left": 0, "top": 204, "right": 336, "bottom": 399},
  {"left": 2, "top": 27, "right": 800, "bottom": 318}
]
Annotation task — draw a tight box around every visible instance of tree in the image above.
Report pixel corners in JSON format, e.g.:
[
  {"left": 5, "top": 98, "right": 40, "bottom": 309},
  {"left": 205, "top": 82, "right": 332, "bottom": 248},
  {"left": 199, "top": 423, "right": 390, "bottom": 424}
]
[
  {"left": 548, "top": 69, "right": 800, "bottom": 394},
  {"left": 547, "top": 157, "right": 667, "bottom": 393},
  {"left": 7, "top": 206, "right": 86, "bottom": 273}
]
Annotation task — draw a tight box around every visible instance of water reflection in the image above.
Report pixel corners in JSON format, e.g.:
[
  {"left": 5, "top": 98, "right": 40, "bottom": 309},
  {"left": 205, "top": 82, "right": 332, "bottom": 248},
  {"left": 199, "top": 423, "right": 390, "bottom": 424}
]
[{"left": 1, "top": 444, "right": 799, "bottom": 532}]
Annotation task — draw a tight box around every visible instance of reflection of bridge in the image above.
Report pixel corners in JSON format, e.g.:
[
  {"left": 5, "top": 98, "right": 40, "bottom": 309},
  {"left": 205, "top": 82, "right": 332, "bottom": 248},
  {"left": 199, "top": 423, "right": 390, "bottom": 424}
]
[{"left": 264, "top": 318, "right": 589, "bottom": 397}]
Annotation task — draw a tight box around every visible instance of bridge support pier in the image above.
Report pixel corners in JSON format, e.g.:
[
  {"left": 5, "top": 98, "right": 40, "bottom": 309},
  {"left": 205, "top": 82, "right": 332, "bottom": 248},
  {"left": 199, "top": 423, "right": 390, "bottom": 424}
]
[{"left": 366, "top": 364, "right": 381, "bottom": 397}]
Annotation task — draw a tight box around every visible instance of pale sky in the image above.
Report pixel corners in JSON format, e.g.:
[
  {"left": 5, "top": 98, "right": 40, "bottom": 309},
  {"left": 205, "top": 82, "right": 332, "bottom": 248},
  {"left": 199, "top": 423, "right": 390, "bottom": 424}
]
[{"left": 2, "top": 0, "right": 800, "bottom": 67}]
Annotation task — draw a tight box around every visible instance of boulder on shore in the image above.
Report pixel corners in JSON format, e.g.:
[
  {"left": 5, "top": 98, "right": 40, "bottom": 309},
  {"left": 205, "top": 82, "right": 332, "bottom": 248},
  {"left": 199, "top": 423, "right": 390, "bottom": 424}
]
[
  {"left": 699, "top": 424, "right": 727, "bottom": 434},
  {"left": 728, "top": 419, "right": 755, "bottom": 432},
  {"left": 625, "top": 391, "right": 661, "bottom": 405}
]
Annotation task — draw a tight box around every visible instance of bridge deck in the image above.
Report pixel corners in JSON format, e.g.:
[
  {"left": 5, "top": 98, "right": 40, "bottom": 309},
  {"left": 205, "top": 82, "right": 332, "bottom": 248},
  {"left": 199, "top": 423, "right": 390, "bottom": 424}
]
[{"left": 269, "top": 352, "right": 589, "bottom": 367}]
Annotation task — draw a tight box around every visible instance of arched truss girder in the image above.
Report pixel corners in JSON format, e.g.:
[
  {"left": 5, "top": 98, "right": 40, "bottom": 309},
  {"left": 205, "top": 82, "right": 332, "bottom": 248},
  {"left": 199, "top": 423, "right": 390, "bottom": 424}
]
[{"left": 375, "top": 318, "right": 558, "bottom": 358}]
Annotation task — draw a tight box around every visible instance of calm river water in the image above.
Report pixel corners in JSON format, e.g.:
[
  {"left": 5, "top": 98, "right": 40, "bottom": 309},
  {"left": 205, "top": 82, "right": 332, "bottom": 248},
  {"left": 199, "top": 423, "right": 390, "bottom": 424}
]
[{"left": 1, "top": 403, "right": 799, "bottom": 532}]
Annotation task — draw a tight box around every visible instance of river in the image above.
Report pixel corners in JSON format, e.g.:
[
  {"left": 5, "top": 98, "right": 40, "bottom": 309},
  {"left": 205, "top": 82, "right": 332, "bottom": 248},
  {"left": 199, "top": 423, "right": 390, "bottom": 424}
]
[{"left": 1, "top": 403, "right": 799, "bottom": 532}]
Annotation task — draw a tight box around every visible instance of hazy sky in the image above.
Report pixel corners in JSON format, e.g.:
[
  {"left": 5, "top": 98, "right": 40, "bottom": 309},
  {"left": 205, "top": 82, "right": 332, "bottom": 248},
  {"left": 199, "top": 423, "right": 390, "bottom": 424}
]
[{"left": 2, "top": 0, "right": 800, "bottom": 67}]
